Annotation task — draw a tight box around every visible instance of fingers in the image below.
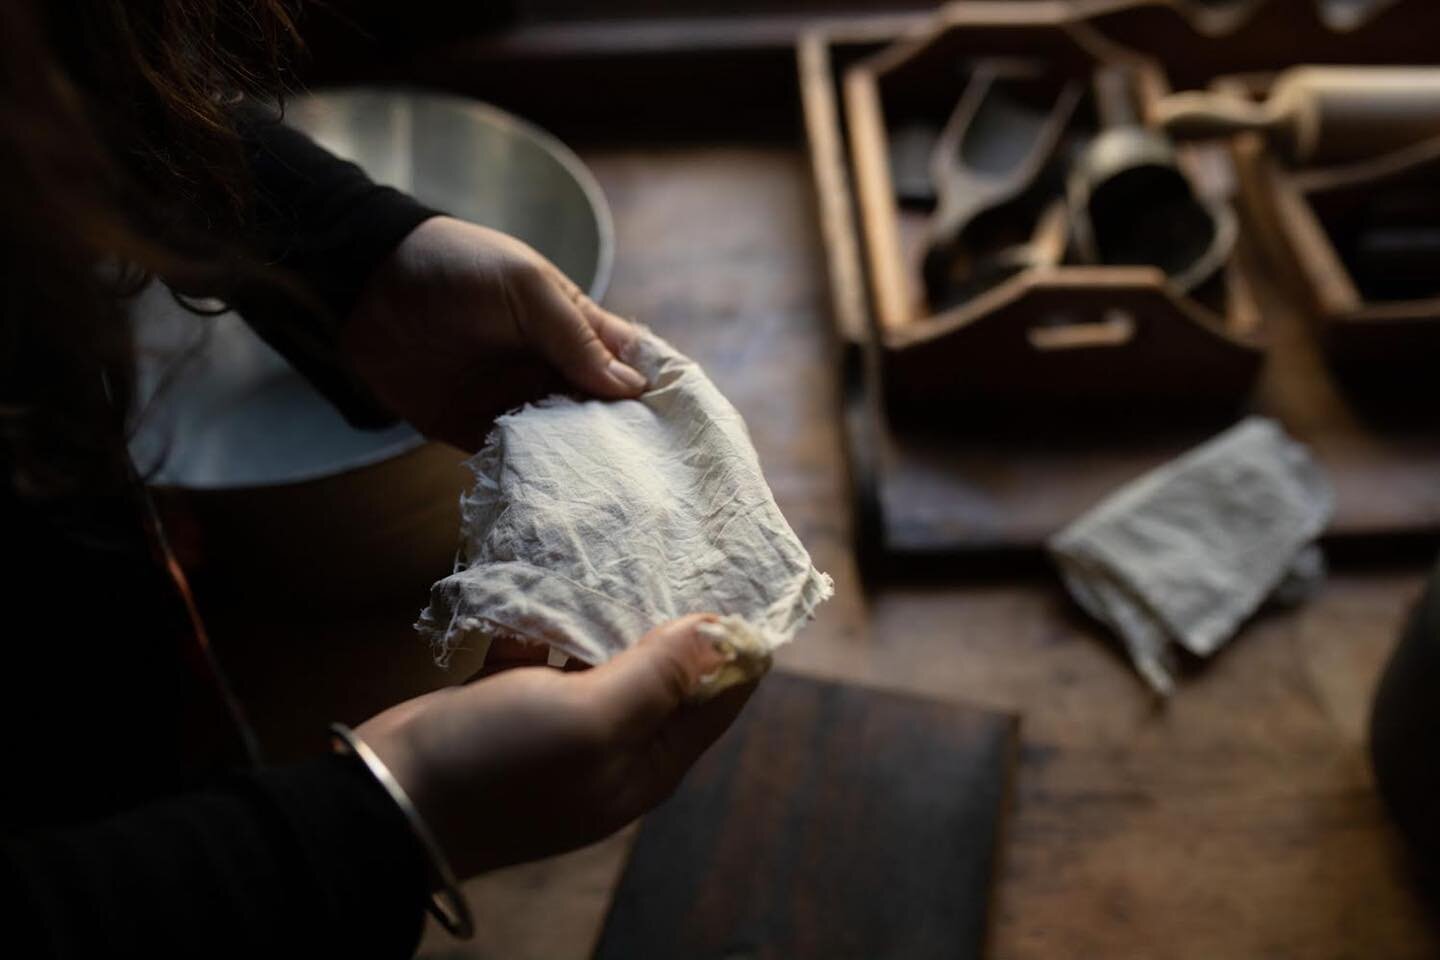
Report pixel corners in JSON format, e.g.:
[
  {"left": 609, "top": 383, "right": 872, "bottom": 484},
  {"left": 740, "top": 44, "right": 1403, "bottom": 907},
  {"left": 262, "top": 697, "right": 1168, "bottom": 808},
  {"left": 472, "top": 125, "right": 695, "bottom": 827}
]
[
  {"left": 586, "top": 615, "right": 759, "bottom": 808},
  {"left": 579, "top": 296, "right": 639, "bottom": 365},
  {"left": 520, "top": 262, "right": 647, "bottom": 399},
  {"left": 584, "top": 614, "right": 732, "bottom": 738},
  {"left": 548, "top": 263, "right": 638, "bottom": 360},
  {"left": 585, "top": 303, "right": 646, "bottom": 393}
]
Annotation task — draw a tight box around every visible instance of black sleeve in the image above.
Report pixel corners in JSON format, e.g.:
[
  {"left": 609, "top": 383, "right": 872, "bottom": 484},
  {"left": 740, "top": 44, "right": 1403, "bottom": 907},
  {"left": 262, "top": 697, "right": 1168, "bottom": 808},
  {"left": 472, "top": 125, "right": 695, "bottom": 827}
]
[
  {"left": 3, "top": 754, "right": 430, "bottom": 958},
  {"left": 229, "top": 102, "right": 440, "bottom": 427}
]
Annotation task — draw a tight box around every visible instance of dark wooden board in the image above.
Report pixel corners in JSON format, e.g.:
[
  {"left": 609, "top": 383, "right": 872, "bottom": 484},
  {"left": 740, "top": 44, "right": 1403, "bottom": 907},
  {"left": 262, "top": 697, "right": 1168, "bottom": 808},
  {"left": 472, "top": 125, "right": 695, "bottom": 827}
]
[
  {"left": 799, "top": 24, "right": 1440, "bottom": 567},
  {"left": 874, "top": 250, "right": 1440, "bottom": 557},
  {"left": 593, "top": 672, "right": 1018, "bottom": 960}
]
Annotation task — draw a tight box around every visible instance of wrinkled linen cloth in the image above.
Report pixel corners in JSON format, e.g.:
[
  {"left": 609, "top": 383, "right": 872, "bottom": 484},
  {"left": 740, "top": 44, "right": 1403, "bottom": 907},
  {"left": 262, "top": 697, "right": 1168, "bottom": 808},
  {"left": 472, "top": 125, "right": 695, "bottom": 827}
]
[
  {"left": 417, "top": 330, "right": 833, "bottom": 666},
  {"left": 1049, "top": 417, "right": 1333, "bottom": 695}
]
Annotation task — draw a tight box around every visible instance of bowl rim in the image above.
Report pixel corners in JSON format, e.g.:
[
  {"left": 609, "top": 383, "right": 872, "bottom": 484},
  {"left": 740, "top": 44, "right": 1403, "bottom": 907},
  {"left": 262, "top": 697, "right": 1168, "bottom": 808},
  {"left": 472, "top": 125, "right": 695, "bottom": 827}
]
[{"left": 150, "top": 88, "right": 615, "bottom": 493}]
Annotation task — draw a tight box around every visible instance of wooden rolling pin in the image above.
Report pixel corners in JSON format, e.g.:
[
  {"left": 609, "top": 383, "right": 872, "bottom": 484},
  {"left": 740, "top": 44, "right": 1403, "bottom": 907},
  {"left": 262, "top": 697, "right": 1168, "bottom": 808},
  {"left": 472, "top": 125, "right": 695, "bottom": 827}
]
[{"left": 1155, "top": 67, "right": 1440, "bottom": 165}]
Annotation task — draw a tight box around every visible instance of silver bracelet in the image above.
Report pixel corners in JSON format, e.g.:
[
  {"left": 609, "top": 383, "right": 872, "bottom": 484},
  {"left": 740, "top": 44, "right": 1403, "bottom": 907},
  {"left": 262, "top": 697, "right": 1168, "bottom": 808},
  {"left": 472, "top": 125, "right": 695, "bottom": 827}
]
[{"left": 330, "top": 723, "right": 475, "bottom": 940}]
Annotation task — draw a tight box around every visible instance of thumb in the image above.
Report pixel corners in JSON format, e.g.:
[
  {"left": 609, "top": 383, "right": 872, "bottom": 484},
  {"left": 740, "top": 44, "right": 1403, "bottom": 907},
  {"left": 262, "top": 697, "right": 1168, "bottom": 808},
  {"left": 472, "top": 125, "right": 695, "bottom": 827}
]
[
  {"left": 584, "top": 614, "right": 732, "bottom": 738},
  {"left": 587, "top": 615, "right": 761, "bottom": 806}
]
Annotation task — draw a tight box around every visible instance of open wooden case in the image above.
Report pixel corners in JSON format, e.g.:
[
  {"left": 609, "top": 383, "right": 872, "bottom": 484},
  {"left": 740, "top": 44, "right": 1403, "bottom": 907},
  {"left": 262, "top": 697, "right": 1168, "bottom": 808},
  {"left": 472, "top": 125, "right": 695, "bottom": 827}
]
[
  {"left": 1117, "top": 0, "right": 1440, "bottom": 384},
  {"left": 800, "top": 0, "right": 1440, "bottom": 569},
  {"left": 1202, "top": 74, "right": 1440, "bottom": 382},
  {"left": 842, "top": 4, "right": 1265, "bottom": 414}
]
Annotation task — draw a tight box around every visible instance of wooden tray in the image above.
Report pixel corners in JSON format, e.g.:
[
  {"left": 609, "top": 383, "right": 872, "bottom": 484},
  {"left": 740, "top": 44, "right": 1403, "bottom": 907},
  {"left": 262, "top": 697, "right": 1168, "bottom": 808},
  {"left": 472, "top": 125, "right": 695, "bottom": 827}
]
[
  {"left": 1200, "top": 74, "right": 1440, "bottom": 383},
  {"left": 842, "top": 4, "right": 1265, "bottom": 414},
  {"left": 799, "top": 8, "right": 1440, "bottom": 569},
  {"left": 594, "top": 673, "right": 1018, "bottom": 960}
]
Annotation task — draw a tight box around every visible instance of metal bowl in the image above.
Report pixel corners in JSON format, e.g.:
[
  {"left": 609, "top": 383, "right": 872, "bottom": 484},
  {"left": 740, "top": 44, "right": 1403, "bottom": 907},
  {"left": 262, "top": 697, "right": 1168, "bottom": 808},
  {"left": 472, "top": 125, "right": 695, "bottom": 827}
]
[
  {"left": 132, "top": 89, "right": 612, "bottom": 490},
  {"left": 129, "top": 90, "right": 612, "bottom": 608}
]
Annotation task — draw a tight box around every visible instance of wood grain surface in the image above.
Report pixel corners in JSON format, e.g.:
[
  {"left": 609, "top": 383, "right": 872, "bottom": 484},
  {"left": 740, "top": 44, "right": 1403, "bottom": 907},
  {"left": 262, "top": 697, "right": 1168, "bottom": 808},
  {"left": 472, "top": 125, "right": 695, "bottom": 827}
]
[
  {"left": 202, "top": 146, "right": 1440, "bottom": 959},
  {"left": 593, "top": 673, "right": 1017, "bottom": 960}
]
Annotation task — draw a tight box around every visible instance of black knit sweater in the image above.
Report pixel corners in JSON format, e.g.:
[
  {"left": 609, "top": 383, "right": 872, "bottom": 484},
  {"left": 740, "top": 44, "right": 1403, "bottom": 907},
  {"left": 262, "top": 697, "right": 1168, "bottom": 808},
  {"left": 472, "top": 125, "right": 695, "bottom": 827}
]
[{"left": 1, "top": 107, "right": 441, "bottom": 958}]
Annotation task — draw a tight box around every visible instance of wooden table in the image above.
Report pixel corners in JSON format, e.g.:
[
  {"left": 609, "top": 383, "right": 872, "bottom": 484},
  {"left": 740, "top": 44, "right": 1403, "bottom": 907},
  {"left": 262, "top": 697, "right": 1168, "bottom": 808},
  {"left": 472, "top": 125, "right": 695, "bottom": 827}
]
[{"left": 208, "top": 145, "right": 1438, "bottom": 959}]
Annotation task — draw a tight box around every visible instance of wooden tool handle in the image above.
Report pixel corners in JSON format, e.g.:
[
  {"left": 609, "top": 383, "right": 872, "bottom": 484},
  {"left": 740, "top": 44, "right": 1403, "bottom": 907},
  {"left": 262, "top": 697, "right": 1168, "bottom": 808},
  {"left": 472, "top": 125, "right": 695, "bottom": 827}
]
[
  {"left": 1155, "top": 91, "right": 1275, "bottom": 141},
  {"left": 1093, "top": 66, "right": 1140, "bottom": 130}
]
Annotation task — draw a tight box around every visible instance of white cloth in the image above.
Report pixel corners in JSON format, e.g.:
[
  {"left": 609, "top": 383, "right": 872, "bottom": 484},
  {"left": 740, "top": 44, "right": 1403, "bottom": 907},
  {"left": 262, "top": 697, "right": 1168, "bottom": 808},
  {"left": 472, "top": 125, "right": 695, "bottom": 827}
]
[
  {"left": 417, "top": 330, "right": 833, "bottom": 665},
  {"left": 1049, "top": 418, "right": 1333, "bottom": 694}
]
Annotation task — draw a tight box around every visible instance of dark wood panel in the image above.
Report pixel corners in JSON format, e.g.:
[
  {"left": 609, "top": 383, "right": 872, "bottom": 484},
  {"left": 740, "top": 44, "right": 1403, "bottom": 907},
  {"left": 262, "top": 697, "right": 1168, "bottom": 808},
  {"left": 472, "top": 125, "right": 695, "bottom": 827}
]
[{"left": 593, "top": 672, "right": 1018, "bottom": 960}]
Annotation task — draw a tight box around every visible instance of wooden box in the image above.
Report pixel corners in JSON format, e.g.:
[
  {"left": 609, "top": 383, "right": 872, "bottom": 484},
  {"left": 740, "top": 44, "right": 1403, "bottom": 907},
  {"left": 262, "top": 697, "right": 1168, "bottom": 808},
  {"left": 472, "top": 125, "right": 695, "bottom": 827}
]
[
  {"left": 841, "top": 3, "right": 1266, "bottom": 414},
  {"left": 800, "top": 0, "right": 1440, "bottom": 567},
  {"left": 1203, "top": 73, "right": 1440, "bottom": 383}
]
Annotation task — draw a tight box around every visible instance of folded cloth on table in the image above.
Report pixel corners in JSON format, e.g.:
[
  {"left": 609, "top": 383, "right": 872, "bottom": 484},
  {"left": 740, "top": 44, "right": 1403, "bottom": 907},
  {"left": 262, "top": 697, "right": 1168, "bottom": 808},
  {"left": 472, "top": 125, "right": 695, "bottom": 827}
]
[
  {"left": 1048, "top": 417, "right": 1333, "bottom": 695},
  {"left": 416, "top": 329, "right": 833, "bottom": 668}
]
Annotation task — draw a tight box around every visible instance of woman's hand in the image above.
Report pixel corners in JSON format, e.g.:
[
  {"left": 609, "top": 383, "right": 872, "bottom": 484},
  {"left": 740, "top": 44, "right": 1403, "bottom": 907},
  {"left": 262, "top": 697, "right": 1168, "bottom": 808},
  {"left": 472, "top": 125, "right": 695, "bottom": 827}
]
[
  {"left": 344, "top": 216, "right": 646, "bottom": 451},
  {"left": 356, "top": 615, "right": 753, "bottom": 879}
]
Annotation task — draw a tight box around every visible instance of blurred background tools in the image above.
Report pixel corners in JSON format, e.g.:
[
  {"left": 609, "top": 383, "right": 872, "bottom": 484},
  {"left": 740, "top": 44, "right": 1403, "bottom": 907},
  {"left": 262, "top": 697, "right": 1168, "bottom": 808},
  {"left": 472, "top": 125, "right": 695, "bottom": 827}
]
[
  {"left": 1069, "top": 66, "right": 1236, "bottom": 297},
  {"left": 843, "top": 27, "right": 1264, "bottom": 420},
  {"left": 1156, "top": 66, "right": 1440, "bottom": 166},
  {"left": 920, "top": 61, "right": 1081, "bottom": 309},
  {"left": 919, "top": 60, "right": 1239, "bottom": 314},
  {"left": 810, "top": 0, "right": 1440, "bottom": 566}
]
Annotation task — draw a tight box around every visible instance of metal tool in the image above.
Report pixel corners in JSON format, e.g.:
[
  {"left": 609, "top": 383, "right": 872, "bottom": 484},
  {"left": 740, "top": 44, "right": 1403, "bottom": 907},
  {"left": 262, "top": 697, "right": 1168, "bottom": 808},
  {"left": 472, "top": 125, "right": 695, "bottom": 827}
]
[
  {"left": 1156, "top": 67, "right": 1440, "bottom": 167},
  {"left": 921, "top": 61, "right": 1083, "bottom": 309},
  {"left": 1069, "top": 66, "right": 1236, "bottom": 295},
  {"left": 887, "top": 122, "right": 942, "bottom": 208},
  {"left": 930, "top": 199, "right": 1071, "bottom": 309}
]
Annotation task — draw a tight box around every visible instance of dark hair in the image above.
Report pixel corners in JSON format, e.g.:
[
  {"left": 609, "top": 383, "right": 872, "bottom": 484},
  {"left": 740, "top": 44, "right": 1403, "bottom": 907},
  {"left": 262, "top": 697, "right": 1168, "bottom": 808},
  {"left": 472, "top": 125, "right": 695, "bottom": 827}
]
[{"left": 0, "top": 0, "right": 299, "bottom": 498}]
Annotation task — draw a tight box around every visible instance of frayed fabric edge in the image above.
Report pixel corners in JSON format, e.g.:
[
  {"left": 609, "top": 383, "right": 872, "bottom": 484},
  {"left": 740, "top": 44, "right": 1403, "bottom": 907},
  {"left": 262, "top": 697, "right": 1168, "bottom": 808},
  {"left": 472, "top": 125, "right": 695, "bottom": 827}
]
[
  {"left": 415, "top": 606, "right": 571, "bottom": 670},
  {"left": 420, "top": 328, "right": 834, "bottom": 670},
  {"left": 416, "top": 563, "right": 835, "bottom": 671},
  {"left": 784, "top": 567, "right": 835, "bottom": 638}
]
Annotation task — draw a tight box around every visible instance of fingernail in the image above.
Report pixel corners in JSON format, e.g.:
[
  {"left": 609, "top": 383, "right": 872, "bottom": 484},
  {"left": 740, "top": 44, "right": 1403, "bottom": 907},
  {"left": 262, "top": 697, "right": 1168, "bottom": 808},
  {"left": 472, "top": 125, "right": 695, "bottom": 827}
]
[
  {"left": 695, "top": 620, "right": 740, "bottom": 664},
  {"left": 608, "top": 359, "right": 648, "bottom": 392},
  {"left": 688, "top": 616, "right": 773, "bottom": 702}
]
